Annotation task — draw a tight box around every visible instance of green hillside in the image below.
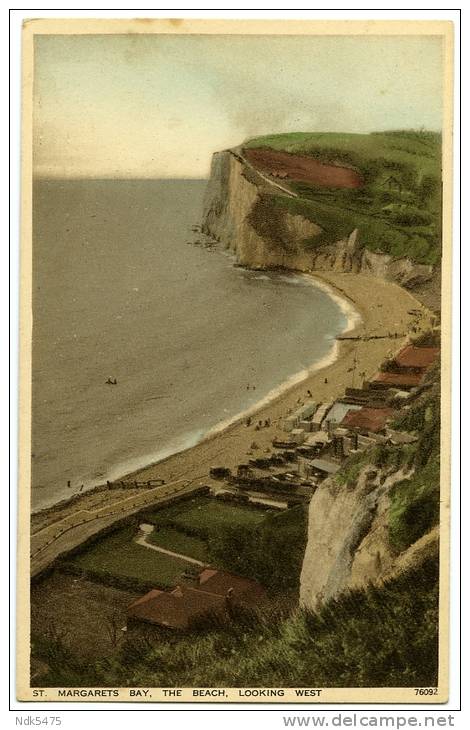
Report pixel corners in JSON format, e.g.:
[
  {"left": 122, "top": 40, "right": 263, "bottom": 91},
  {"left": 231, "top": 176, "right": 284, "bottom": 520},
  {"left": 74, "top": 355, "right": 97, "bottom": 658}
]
[
  {"left": 244, "top": 131, "right": 442, "bottom": 266},
  {"left": 33, "top": 556, "right": 438, "bottom": 688}
]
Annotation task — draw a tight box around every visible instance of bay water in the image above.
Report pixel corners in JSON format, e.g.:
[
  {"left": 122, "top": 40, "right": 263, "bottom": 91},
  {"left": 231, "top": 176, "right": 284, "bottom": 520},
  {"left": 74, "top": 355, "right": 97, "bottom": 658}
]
[{"left": 32, "top": 179, "right": 348, "bottom": 510}]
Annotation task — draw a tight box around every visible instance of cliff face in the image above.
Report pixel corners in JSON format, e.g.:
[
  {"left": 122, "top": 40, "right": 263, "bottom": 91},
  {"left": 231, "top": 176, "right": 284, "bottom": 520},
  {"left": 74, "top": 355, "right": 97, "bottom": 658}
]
[
  {"left": 299, "top": 466, "right": 439, "bottom": 610},
  {"left": 202, "top": 149, "right": 433, "bottom": 287},
  {"left": 202, "top": 145, "right": 439, "bottom": 612},
  {"left": 202, "top": 150, "right": 320, "bottom": 270},
  {"left": 311, "top": 232, "right": 434, "bottom": 288}
]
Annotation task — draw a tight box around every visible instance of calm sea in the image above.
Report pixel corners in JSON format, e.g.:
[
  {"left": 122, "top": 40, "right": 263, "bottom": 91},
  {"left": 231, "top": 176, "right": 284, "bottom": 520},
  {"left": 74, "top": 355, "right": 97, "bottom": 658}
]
[{"left": 32, "top": 179, "right": 347, "bottom": 510}]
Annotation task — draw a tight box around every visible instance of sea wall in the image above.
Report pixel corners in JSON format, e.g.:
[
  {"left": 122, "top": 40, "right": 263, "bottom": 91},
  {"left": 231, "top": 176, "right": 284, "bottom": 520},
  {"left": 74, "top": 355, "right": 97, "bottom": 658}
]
[{"left": 202, "top": 149, "right": 433, "bottom": 287}]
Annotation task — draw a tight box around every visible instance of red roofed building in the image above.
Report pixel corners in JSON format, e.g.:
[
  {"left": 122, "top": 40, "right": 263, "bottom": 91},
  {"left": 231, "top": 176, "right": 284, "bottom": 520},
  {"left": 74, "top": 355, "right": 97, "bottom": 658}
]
[
  {"left": 341, "top": 407, "right": 395, "bottom": 434},
  {"left": 197, "top": 569, "right": 266, "bottom": 607},
  {"left": 127, "top": 584, "right": 227, "bottom": 630},
  {"left": 370, "top": 371, "right": 424, "bottom": 390},
  {"left": 127, "top": 570, "right": 266, "bottom": 630},
  {"left": 394, "top": 345, "right": 439, "bottom": 371}
]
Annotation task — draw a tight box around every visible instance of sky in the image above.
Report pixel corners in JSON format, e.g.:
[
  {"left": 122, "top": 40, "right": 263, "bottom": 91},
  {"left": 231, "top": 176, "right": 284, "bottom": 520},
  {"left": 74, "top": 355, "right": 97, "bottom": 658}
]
[{"left": 33, "top": 33, "right": 444, "bottom": 178}]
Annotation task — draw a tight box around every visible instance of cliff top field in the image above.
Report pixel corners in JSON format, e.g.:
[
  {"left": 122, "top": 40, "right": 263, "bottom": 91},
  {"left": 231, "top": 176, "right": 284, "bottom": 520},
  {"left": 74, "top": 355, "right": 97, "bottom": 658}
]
[{"left": 243, "top": 130, "right": 442, "bottom": 265}]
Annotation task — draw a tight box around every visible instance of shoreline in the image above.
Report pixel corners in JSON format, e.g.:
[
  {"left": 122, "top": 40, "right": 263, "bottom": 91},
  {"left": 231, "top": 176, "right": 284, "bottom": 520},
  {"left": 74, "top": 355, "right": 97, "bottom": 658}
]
[
  {"left": 31, "top": 271, "right": 434, "bottom": 573},
  {"left": 197, "top": 273, "right": 362, "bottom": 442},
  {"left": 32, "top": 272, "right": 360, "bottom": 516}
]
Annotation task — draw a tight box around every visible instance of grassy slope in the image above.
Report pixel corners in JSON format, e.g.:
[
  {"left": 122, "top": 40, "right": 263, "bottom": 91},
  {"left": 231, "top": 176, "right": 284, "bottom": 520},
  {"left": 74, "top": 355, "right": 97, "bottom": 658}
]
[
  {"left": 244, "top": 131, "right": 442, "bottom": 265},
  {"left": 35, "top": 556, "right": 439, "bottom": 688}
]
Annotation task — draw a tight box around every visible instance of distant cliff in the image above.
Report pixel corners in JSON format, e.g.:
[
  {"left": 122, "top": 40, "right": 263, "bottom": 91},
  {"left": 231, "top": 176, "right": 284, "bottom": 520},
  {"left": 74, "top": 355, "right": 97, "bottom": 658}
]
[
  {"left": 202, "top": 149, "right": 320, "bottom": 270},
  {"left": 202, "top": 133, "right": 442, "bottom": 612},
  {"left": 202, "top": 132, "right": 441, "bottom": 289}
]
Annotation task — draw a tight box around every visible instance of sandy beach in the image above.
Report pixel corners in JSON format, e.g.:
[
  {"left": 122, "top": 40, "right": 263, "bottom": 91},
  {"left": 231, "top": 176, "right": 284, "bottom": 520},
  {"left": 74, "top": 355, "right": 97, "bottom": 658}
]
[{"left": 30, "top": 271, "right": 434, "bottom": 576}]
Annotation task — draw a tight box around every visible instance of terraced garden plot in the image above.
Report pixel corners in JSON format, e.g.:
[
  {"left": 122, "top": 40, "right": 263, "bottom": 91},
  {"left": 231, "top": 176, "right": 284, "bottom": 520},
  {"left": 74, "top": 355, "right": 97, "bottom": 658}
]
[
  {"left": 64, "top": 499, "right": 274, "bottom": 589},
  {"left": 67, "top": 526, "right": 190, "bottom": 588},
  {"left": 143, "top": 496, "right": 271, "bottom": 538},
  {"left": 147, "top": 526, "right": 210, "bottom": 563}
]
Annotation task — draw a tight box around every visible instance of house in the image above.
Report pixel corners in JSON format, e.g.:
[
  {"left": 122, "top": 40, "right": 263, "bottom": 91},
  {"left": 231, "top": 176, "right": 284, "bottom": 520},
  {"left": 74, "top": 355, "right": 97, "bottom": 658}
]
[
  {"left": 311, "top": 402, "right": 333, "bottom": 432},
  {"left": 341, "top": 406, "right": 395, "bottom": 434},
  {"left": 283, "top": 403, "right": 317, "bottom": 432},
  {"left": 325, "top": 401, "right": 362, "bottom": 427},
  {"left": 393, "top": 345, "right": 439, "bottom": 371},
  {"left": 196, "top": 569, "right": 266, "bottom": 607},
  {"left": 127, "top": 570, "right": 266, "bottom": 630},
  {"left": 369, "top": 371, "right": 424, "bottom": 390},
  {"left": 127, "top": 585, "right": 226, "bottom": 630}
]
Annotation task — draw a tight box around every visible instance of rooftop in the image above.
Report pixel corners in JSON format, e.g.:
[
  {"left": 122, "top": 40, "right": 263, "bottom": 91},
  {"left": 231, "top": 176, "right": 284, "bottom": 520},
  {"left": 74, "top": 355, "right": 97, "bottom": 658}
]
[
  {"left": 308, "top": 458, "right": 341, "bottom": 475},
  {"left": 342, "top": 406, "right": 395, "bottom": 433},
  {"left": 128, "top": 570, "right": 266, "bottom": 629},
  {"left": 326, "top": 401, "right": 362, "bottom": 425},
  {"left": 197, "top": 569, "right": 266, "bottom": 606},
  {"left": 304, "top": 432, "right": 330, "bottom": 446},
  {"left": 394, "top": 345, "right": 440, "bottom": 369},
  {"left": 128, "top": 584, "right": 226, "bottom": 630},
  {"left": 386, "top": 428, "right": 419, "bottom": 445},
  {"left": 371, "top": 371, "right": 424, "bottom": 389}
]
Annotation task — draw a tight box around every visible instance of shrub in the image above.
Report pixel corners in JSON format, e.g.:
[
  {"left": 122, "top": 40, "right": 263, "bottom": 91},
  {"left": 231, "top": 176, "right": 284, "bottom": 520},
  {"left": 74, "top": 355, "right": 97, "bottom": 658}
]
[{"left": 389, "top": 455, "right": 440, "bottom": 553}]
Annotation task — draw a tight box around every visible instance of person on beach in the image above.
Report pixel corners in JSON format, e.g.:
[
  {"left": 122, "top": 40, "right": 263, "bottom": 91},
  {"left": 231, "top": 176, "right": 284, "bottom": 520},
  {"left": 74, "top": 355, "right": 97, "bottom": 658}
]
[{"left": 307, "top": 390, "right": 313, "bottom": 398}]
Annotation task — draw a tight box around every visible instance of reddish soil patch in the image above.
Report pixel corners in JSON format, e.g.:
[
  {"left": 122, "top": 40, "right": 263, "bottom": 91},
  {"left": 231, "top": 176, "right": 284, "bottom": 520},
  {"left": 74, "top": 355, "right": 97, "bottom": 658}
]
[{"left": 244, "top": 148, "right": 363, "bottom": 189}]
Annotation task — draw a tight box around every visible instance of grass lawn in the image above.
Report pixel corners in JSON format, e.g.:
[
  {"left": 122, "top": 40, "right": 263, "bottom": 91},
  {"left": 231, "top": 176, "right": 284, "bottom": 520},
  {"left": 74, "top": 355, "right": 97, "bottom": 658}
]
[
  {"left": 143, "top": 496, "right": 270, "bottom": 538},
  {"left": 68, "top": 526, "right": 190, "bottom": 588},
  {"left": 147, "top": 526, "right": 210, "bottom": 563},
  {"left": 65, "top": 498, "right": 273, "bottom": 589}
]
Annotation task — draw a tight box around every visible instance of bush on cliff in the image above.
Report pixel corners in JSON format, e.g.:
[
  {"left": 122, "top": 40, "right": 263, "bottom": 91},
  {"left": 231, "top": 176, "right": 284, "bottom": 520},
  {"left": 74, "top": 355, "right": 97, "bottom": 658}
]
[
  {"left": 389, "top": 368, "right": 441, "bottom": 552},
  {"left": 389, "top": 455, "right": 440, "bottom": 554}
]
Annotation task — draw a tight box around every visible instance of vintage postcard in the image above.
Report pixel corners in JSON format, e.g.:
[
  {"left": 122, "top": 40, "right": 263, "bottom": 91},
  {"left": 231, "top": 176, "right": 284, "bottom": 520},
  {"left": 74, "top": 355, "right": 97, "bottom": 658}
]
[{"left": 17, "top": 18, "right": 453, "bottom": 703}]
